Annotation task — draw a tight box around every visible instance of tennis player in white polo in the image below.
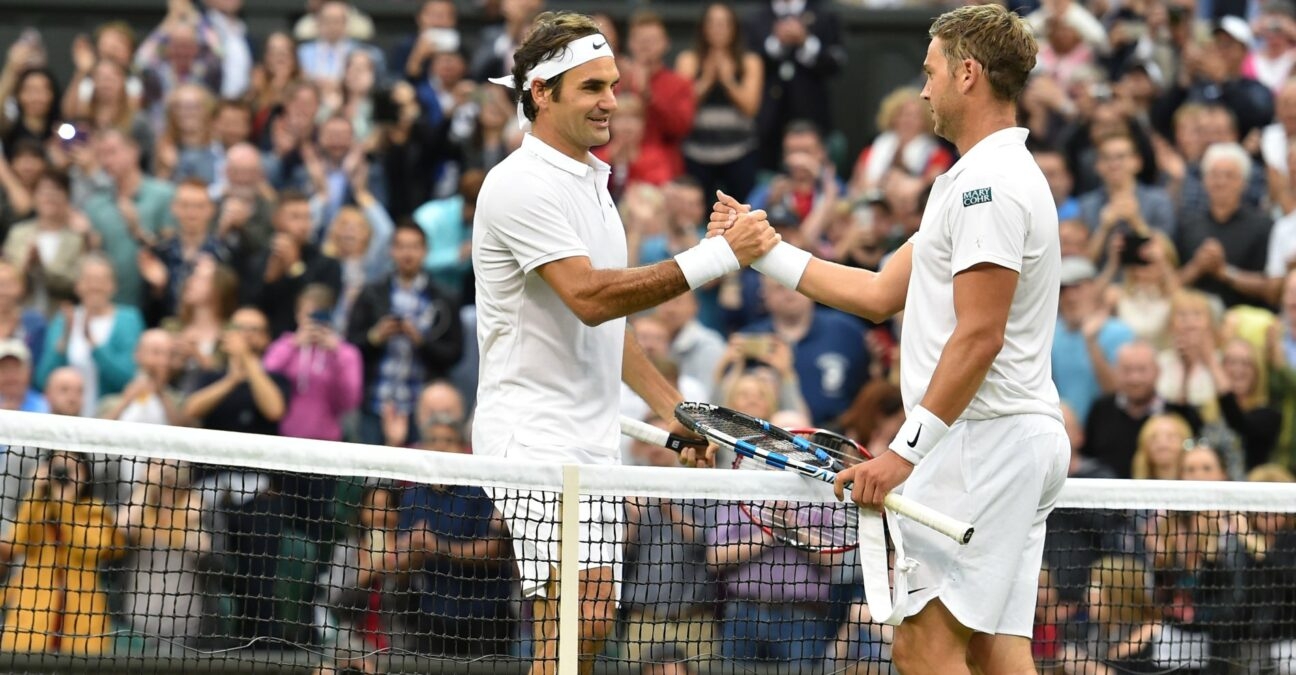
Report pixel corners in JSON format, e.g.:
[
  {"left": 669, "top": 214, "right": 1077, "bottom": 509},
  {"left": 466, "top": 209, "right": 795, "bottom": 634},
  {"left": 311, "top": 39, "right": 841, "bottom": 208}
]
[
  {"left": 472, "top": 12, "right": 777, "bottom": 675},
  {"left": 714, "top": 5, "right": 1067, "bottom": 673}
]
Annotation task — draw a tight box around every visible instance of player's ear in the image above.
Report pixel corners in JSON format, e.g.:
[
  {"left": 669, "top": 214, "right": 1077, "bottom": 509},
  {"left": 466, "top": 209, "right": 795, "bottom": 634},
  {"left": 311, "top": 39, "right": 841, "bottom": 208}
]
[
  {"left": 960, "top": 59, "right": 980, "bottom": 94},
  {"left": 531, "top": 79, "right": 552, "bottom": 113}
]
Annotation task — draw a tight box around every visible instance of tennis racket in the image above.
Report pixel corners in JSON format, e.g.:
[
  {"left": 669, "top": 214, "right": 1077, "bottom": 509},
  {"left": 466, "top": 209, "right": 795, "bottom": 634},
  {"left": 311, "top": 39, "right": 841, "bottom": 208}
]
[
  {"left": 732, "top": 426, "right": 867, "bottom": 553},
  {"left": 673, "top": 402, "right": 974, "bottom": 545}
]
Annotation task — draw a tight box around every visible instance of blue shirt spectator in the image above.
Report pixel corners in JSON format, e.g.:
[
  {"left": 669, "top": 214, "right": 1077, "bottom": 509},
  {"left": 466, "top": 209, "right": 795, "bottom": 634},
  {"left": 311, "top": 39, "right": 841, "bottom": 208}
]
[
  {"left": 1053, "top": 257, "right": 1135, "bottom": 422},
  {"left": 744, "top": 281, "right": 868, "bottom": 425}
]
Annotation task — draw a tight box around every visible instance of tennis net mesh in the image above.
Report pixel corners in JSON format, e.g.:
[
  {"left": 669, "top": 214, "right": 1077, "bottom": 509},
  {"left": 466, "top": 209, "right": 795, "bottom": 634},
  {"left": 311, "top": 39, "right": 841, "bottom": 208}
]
[{"left": 0, "top": 410, "right": 1292, "bottom": 675}]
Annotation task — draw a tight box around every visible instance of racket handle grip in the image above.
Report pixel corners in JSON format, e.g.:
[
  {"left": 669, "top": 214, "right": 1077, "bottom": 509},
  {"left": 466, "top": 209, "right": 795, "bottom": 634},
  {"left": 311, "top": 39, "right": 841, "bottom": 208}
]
[
  {"left": 620, "top": 416, "right": 669, "bottom": 446},
  {"left": 882, "top": 493, "right": 975, "bottom": 545},
  {"left": 619, "top": 416, "right": 706, "bottom": 451}
]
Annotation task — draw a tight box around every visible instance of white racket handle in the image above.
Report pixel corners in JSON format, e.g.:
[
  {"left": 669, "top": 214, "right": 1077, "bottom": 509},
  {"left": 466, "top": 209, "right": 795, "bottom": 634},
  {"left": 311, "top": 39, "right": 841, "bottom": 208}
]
[
  {"left": 882, "top": 493, "right": 974, "bottom": 545},
  {"left": 620, "top": 416, "right": 668, "bottom": 446}
]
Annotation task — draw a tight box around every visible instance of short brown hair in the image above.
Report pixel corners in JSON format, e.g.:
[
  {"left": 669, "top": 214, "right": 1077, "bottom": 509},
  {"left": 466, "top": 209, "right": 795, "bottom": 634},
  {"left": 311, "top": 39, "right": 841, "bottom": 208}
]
[
  {"left": 628, "top": 9, "right": 666, "bottom": 32},
  {"left": 929, "top": 4, "right": 1038, "bottom": 102},
  {"left": 510, "top": 12, "right": 603, "bottom": 123}
]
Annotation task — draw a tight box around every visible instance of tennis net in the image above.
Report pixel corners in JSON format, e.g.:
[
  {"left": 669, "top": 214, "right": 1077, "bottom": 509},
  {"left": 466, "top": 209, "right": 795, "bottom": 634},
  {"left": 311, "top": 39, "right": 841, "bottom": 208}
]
[{"left": 0, "top": 410, "right": 1292, "bottom": 675}]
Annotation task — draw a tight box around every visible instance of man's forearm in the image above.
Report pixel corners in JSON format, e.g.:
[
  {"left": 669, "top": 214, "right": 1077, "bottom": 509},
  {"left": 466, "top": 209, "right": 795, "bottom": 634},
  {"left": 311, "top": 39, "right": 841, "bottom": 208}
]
[
  {"left": 243, "top": 359, "right": 285, "bottom": 421},
  {"left": 182, "top": 377, "right": 239, "bottom": 421},
  {"left": 553, "top": 262, "right": 691, "bottom": 326},
  {"left": 1223, "top": 267, "right": 1279, "bottom": 304},
  {"left": 1086, "top": 335, "right": 1117, "bottom": 393}
]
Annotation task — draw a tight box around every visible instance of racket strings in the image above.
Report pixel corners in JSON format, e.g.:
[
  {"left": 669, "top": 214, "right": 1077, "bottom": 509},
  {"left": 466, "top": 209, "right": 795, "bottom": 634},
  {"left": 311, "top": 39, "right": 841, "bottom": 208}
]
[
  {"left": 687, "top": 409, "right": 817, "bottom": 461},
  {"left": 743, "top": 499, "right": 859, "bottom": 551},
  {"left": 734, "top": 452, "right": 859, "bottom": 552}
]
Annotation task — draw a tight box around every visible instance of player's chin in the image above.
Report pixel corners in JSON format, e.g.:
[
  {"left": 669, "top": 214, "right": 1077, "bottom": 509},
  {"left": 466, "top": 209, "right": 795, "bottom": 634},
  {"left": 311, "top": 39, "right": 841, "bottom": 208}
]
[{"left": 586, "top": 126, "right": 611, "bottom": 145}]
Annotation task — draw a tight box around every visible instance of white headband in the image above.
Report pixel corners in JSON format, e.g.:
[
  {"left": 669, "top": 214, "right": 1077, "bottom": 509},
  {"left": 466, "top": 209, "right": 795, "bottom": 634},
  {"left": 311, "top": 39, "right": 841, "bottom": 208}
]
[{"left": 487, "top": 33, "right": 614, "bottom": 131}]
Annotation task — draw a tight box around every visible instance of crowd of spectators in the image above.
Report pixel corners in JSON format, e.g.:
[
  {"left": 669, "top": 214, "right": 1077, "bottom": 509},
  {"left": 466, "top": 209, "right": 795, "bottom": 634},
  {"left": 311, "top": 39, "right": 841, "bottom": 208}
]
[{"left": 0, "top": 0, "right": 1293, "bottom": 671}]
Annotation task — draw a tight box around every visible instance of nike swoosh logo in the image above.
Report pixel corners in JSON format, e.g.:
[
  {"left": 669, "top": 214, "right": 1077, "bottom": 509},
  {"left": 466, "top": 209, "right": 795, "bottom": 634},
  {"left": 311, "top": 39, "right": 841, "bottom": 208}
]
[
  {"left": 593, "top": 41, "right": 606, "bottom": 50},
  {"left": 906, "top": 426, "right": 922, "bottom": 448}
]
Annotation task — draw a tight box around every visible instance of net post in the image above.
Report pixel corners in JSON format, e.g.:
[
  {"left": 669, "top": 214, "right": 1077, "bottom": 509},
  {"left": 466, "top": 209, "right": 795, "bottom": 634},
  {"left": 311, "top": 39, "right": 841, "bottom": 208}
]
[{"left": 558, "top": 464, "right": 581, "bottom": 675}]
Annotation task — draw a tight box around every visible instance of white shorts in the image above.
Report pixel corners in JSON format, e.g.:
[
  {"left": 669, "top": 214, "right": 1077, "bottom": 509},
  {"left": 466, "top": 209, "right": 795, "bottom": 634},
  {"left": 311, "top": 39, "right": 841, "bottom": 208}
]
[
  {"left": 485, "top": 486, "right": 623, "bottom": 599},
  {"left": 898, "top": 413, "right": 1068, "bottom": 637}
]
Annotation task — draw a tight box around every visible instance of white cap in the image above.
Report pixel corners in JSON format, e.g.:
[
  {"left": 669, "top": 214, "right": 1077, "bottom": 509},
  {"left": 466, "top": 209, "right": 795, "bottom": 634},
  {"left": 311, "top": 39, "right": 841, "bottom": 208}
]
[
  {"left": 1060, "top": 256, "right": 1097, "bottom": 286},
  {"left": 1216, "top": 15, "right": 1255, "bottom": 46},
  {"left": 0, "top": 339, "right": 31, "bottom": 364}
]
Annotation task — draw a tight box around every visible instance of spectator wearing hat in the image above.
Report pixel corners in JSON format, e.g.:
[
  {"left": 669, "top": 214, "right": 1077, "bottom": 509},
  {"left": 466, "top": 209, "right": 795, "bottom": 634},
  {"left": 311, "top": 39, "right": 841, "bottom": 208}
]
[
  {"left": 0, "top": 339, "right": 47, "bottom": 413},
  {"left": 1175, "top": 142, "right": 1274, "bottom": 308},
  {"left": 1155, "top": 16, "right": 1275, "bottom": 141},
  {"left": 1053, "top": 256, "right": 1136, "bottom": 423}
]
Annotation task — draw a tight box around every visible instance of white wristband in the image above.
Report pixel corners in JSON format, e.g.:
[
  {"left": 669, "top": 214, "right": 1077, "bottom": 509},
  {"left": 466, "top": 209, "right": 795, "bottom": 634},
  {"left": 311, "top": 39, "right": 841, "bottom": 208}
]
[
  {"left": 888, "top": 405, "right": 950, "bottom": 466},
  {"left": 751, "top": 241, "right": 812, "bottom": 290},
  {"left": 674, "top": 236, "right": 741, "bottom": 290}
]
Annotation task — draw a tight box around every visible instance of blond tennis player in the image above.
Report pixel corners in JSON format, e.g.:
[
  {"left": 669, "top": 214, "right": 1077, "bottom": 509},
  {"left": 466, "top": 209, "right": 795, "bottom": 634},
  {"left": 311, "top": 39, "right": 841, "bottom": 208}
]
[{"left": 712, "top": 5, "right": 1068, "bottom": 674}]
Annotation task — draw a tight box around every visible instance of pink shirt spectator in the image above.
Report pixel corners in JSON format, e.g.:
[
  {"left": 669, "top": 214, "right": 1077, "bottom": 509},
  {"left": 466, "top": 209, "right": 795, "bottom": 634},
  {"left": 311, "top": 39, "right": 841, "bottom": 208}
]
[{"left": 264, "top": 334, "right": 363, "bottom": 441}]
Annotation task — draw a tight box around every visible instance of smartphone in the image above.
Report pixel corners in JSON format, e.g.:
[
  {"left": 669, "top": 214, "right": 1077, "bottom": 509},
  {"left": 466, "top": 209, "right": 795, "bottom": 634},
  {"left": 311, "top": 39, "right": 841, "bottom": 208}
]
[
  {"left": 371, "top": 90, "right": 401, "bottom": 124},
  {"left": 308, "top": 309, "right": 333, "bottom": 325},
  {"left": 56, "top": 123, "right": 84, "bottom": 148},
  {"left": 422, "top": 27, "right": 460, "bottom": 53},
  {"left": 737, "top": 333, "right": 773, "bottom": 358},
  {"left": 1121, "top": 233, "right": 1151, "bottom": 266}
]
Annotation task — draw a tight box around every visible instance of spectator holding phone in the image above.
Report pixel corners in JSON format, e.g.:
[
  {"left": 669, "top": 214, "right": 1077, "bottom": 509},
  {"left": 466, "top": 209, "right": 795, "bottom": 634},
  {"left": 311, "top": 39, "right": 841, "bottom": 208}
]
[
  {"left": 1101, "top": 231, "right": 1180, "bottom": 348},
  {"left": 1081, "top": 132, "right": 1177, "bottom": 265},
  {"left": 346, "top": 221, "right": 463, "bottom": 445},
  {"left": 392, "top": 0, "right": 460, "bottom": 83},
  {"left": 264, "top": 284, "right": 362, "bottom": 442}
]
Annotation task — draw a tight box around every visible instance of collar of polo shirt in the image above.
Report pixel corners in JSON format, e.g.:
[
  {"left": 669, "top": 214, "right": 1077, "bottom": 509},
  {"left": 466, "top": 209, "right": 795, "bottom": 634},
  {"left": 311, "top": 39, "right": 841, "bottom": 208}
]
[{"left": 521, "top": 134, "right": 610, "bottom": 178}]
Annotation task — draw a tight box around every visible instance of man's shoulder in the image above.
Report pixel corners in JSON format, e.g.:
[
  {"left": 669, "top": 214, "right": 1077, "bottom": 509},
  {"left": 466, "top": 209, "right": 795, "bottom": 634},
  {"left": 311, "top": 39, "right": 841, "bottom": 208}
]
[
  {"left": 1238, "top": 206, "right": 1275, "bottom": 231},
  {"left": 1136, "top": 183, "right": 1174, "bottom": 204},
  {"left": 477, "top": 153, "right": 559, "bottom": 208},
  {"left": 1086, "top": 392, "right": 1122, "bottom": 414},
  {"left": 140, "top": 177, "right": 176, "bottom": 198},
  {"left": 948, "top": 163, "right": 1038, "bottom": 208},
  {"left": 1099, "top": 317, "right": 1136, "bottom": 343}
]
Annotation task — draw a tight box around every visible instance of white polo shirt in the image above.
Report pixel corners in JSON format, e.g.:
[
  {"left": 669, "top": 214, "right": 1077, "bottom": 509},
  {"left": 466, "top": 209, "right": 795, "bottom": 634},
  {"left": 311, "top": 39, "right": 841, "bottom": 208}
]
[
  {"left": 901, "top": 127, "right": 1063, "bottom": 423},
  {"left": 472, "top": 134, "right": 628, "bottom": 465}
]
